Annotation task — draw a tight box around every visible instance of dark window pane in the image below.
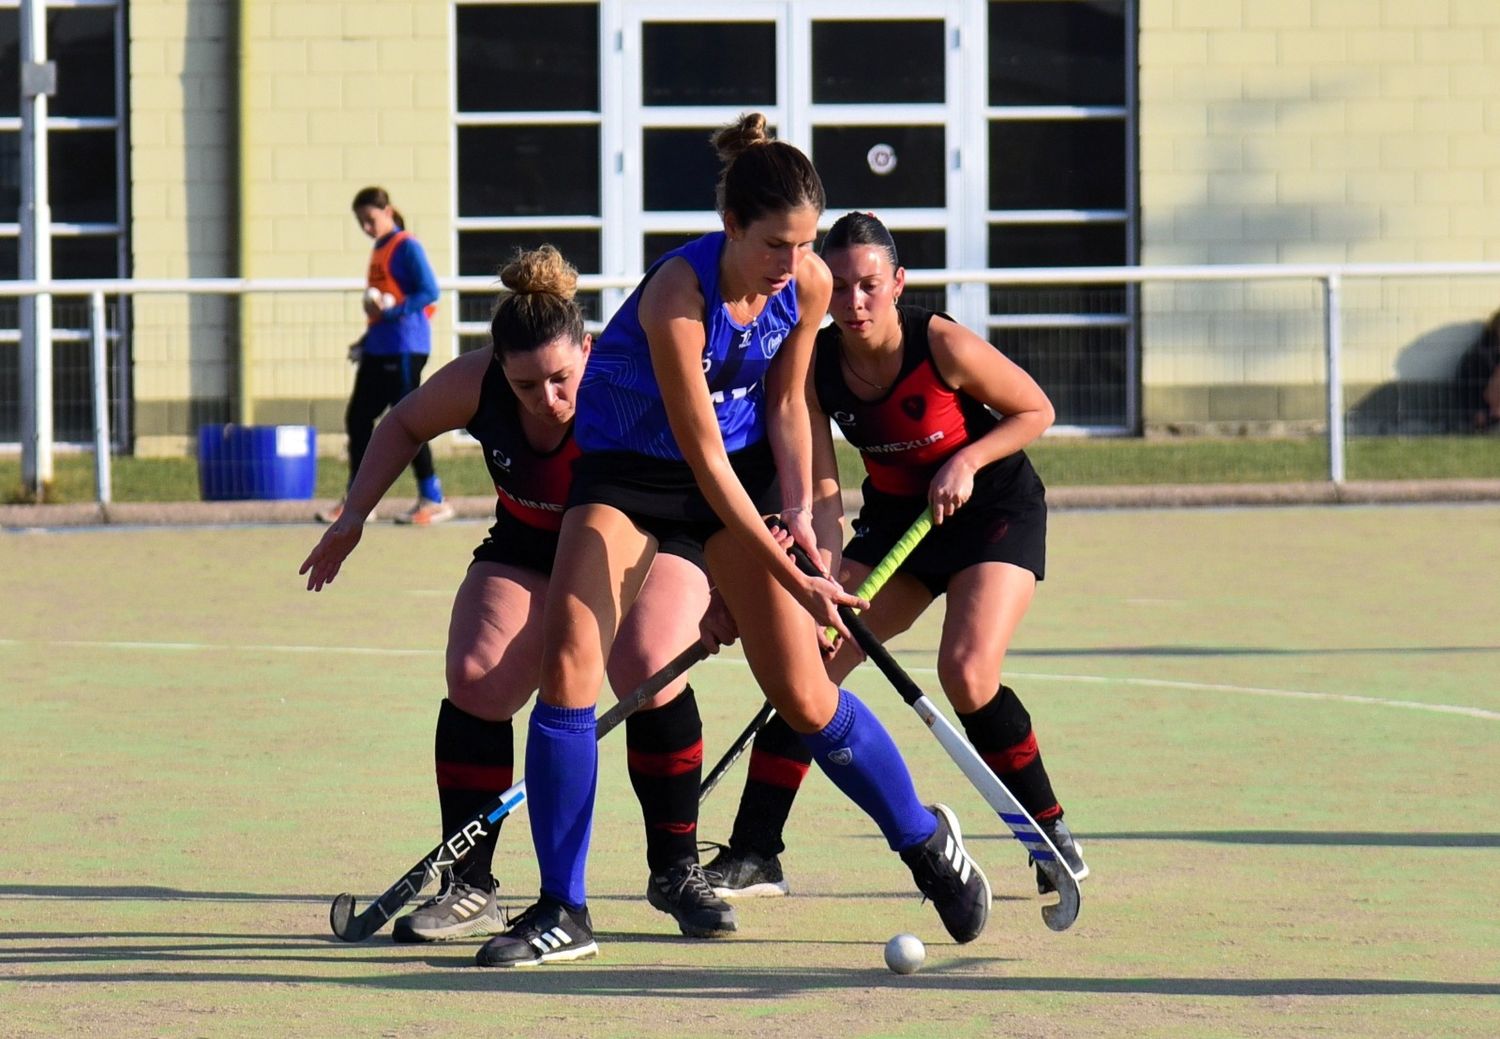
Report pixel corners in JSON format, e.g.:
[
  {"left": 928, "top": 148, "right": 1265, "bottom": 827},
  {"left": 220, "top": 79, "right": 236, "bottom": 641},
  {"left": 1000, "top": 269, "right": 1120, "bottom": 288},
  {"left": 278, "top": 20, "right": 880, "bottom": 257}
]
[
  {"left": 0, "top": 236, "right": 16, "bottom": 281},
  {"left": 890, "top": 229, "right": 946, "bottom": 269},
  {"left": 49, "top": 7, "right": 116, "bottom": 118},
  {"left": 989, "top": 1, "right": 1126, "bottom": 106},
  {"left": 51, "top": 130, "right": 117, "bottom": 222},
  {"left": 989, "top": 119, "right": 1124, "bottom": 209},
  {"left": 994, "top": 325, "right": 1127, "bottom": 426},
  {"left": 989, "top": 221, "right": 1126, "bottom": 313},
  {"left": 812, "top": 20, "right": 944, "bottom": 103},
  {"left": 0, "top": 340, "right": 16, "bottom": 439},
  {"left": 458, "top": 229, "right": 602, "bottom": 324},
  {"left": 53, "top": 234, "right": 122, "bottom": 278},
  {"left": 644, "top": 231, "right": 712, "bottom": 269},
  {"left": 456, "top": 4, "right": 598, "bottom": 112},
  {"left": 814, "top": 125, "right": 945, "bottom": 209},
  {"left": 0, "top": 11, "right": 18, "bottom": 118},
  {"left": 643, "top": 128, "right": 719, "bottom": 212},
  {"left": 642, "top": 22, "right": 775, "bottom": 106},
  {"left": 458, "top": 230, "right": 600, "bottom": 276},
  {"left": 988, "top": 221, "right": 1125, "bottom": 266},
  {"left": 458, "top": 125, "right": 599, "bottom": 217},
  {"left": 0, "top": 132, "right": 18, "bottom": 223}
]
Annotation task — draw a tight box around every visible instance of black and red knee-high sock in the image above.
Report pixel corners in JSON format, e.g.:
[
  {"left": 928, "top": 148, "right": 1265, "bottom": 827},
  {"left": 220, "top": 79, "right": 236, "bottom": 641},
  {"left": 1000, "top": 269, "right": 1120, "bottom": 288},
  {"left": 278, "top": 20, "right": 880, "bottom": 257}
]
[
  {"left": 433, "top": 698, "right": 514, "bottom": 887},
  {"left": 625, "top": 686, "right": 704, "bottom": 873},
  {"left": 959, "top": 685, "right": 1063, "bottom": 823},
  {"left": 727, "top": 711, "right": 813, "bottom": 858}
]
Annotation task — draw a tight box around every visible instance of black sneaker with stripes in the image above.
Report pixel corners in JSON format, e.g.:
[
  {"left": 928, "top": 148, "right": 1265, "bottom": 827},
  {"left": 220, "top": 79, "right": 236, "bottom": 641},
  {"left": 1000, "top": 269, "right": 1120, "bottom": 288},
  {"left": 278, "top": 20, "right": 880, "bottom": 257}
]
[
  {"left": 391, "top": 870, "right": 505, "bottom": 944},
  {"left": 473, "top": 896, "right": 598, "bottom": 968},
  {"left": 899, "top": 803, "right": 992, "bottom": 944}
]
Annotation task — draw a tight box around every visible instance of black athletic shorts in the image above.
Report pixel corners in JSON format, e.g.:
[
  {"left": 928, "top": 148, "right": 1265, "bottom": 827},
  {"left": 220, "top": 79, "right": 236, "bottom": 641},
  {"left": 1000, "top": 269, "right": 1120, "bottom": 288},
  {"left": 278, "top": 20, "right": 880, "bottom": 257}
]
[
  {"left": 567, "top": 438, "right": 780, "bottom": 570},
  {"left": 844, "top": 459, "right": 1047, "bottom": 597},
  {"left": 471, "top": 506, "right": 714, "bottom": 576}
]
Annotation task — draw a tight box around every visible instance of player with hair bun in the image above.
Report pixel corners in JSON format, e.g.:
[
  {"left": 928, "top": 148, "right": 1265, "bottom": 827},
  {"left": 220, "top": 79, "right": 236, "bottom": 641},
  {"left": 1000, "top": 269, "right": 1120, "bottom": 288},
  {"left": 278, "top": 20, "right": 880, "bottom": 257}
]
[
  {"left": 301, "top": 245, "right": 728, "bottom": 946},
  {"left": 475, "top": 116, "right": 992, "bottom": 969},
  {"left": 704, "top": 210, "right": 1089, "bottom": 901}
]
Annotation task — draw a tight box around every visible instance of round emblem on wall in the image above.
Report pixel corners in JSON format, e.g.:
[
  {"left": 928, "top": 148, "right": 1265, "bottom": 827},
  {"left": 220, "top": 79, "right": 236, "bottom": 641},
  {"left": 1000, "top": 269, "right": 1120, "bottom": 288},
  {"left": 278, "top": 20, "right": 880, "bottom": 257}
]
[{"left": 866, "top": 143, "right": 898, "bottom": 176}]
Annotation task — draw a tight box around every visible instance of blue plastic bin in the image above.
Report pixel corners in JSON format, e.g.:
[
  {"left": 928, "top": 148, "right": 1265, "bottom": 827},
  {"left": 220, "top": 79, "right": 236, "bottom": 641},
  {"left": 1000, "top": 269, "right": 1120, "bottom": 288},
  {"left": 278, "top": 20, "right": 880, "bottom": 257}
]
[{"left": 198, "top": 424, "right": 318, "bottom": 501}]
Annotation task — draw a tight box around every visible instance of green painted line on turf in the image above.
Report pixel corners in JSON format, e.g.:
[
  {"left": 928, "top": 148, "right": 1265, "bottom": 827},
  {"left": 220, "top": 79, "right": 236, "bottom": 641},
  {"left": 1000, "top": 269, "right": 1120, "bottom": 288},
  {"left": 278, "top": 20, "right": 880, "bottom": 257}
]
[{"left": 3, "top": 636, "right": 1496, "bottom": 721}]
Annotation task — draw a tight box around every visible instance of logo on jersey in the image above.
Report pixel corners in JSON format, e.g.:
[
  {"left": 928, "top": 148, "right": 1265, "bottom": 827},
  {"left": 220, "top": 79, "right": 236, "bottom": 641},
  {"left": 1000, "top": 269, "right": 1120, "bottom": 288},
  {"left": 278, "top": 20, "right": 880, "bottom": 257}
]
[
  {"left": 828, "top": 747, "right": 854, "bottom": 766},
  {"left": 832, "top": 410, "right": 856, "bottom": 426},
  {"left": 864, "top": 430, "right": 945, "bottom": 454},
  {"left": 900, "top": 396, "right": 927, "bottom": 421},
  {"left": 761, "top": 330, "right": 786, "bottom": 358},
  {"left": 490, "top": 448, "right": 513, "bottom": 472}
]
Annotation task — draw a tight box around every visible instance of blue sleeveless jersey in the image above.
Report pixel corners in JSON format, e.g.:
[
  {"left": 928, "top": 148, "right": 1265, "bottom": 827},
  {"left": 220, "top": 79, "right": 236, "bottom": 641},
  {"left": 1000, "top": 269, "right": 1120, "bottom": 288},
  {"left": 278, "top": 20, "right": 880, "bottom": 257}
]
[{"left": 575, "top": 231, "right": 800, "bottom": 460}]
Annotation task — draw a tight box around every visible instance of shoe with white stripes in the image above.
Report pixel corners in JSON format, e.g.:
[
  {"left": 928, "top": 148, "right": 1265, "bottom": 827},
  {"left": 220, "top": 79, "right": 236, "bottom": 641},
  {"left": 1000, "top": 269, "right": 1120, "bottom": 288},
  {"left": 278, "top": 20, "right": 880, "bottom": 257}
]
[
  {"left": 899, "top": 803, "right": 991, "bottom": 944},
  {"left": 391, "top": 870, "right": 505, "bottom": 943},
  {"left": 473, "top": 896, "right": 597, "bottom": 968}
]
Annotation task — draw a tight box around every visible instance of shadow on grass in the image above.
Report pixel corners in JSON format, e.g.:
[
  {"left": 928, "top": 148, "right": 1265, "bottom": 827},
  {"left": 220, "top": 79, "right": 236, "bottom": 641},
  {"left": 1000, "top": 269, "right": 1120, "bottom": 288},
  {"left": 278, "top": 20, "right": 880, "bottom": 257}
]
[
  {"left": 0, "top": 885, "right": 330, "bottom": 902},
  {"left": 7, "top": 959, "right": 1498, "bottom": 999},
  {"left": 1032, "top": 831, "right": 1500, "bottom": 848},
  {"left": 1012, "top": 644, "right": 1500, "bottom": 658}
]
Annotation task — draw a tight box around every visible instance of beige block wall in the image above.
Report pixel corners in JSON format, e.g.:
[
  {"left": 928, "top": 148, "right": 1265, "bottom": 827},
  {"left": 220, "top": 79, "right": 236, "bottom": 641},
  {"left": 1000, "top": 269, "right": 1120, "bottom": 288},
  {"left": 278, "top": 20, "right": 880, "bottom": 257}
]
[
  {"left": 240, "top": 0, "right": 452, "bottom": 438},
  {"left": 1139, "top": 0, "right": 1500, "bottom": 401},
  {"left": 128, "top": 0, "right": 238, "bottom": 455}
]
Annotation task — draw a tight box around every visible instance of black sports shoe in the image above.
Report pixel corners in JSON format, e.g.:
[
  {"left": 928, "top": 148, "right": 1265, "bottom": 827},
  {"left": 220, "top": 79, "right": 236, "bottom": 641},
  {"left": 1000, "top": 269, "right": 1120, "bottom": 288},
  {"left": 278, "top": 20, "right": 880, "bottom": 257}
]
[
  {"left": 701, "top": 842, "right": 789, "bottom": 899},
  {"left": 474, "top": 896, "right": 598, "bottom": 967},
  {"left": 899, "top": 803, "right": 991, "bottom": 944},
  {"left": 1034, "top": 816, "right": 1089, "bottom": 895},
  {"left": 391, "top": 870, "right": 505, "bottom": 943},
  {"left": 646, "top": 861, "right": 738, "bottom": 937}
]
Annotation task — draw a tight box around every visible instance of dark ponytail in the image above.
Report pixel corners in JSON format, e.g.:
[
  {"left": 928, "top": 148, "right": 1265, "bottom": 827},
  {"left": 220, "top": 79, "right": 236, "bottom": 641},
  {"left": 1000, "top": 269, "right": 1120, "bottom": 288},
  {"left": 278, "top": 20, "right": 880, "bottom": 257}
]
[
  {"left": 821, "top": 211, "right": 900, "bottom": 268},
  {"left": 351, "top": 186, "right": 404, "bottom": 229}
]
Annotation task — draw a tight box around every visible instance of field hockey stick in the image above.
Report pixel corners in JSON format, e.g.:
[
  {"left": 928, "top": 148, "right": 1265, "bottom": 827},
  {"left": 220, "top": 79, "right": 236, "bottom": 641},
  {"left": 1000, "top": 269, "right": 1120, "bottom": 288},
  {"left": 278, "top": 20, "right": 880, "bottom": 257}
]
[
  {"left": 329, "top": 640, "right": 709, "bottom": 942},
  {"left": 789, "top": 544, "right": 1082, "bottom": 933},
  {"left": 699, "top": 508, "right": 937, "bottom": 805}
]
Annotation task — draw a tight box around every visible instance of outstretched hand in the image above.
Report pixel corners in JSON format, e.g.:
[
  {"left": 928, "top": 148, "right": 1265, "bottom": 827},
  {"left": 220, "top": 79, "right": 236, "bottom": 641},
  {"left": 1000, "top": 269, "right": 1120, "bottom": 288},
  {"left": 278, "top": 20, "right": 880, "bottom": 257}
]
[{"left": 299, "top": 516, "right": 365, "bottom": 592}]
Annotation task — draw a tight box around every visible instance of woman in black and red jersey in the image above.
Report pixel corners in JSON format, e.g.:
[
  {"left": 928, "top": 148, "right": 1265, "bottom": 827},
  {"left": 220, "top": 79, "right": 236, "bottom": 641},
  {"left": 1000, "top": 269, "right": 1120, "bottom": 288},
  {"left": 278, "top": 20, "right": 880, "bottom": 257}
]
[
  {"left": 705, "top": 211, "right": 1089, "bottom": 900},
  {"left": 301, "top": 246, "right": 729, "bottom": 944}
]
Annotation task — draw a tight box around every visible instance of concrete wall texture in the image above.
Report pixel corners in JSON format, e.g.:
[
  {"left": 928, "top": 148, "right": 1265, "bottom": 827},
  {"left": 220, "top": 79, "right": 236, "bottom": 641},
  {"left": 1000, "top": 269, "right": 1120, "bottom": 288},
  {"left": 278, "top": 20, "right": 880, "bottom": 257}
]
[{"left": 1138, "top": 0, "right": 1500, "bottom": 430}]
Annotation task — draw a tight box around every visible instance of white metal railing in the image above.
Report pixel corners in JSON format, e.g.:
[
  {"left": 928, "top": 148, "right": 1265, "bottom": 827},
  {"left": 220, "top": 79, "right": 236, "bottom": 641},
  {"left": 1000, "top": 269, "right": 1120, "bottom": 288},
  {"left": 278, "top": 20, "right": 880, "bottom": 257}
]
[{"left": 7, "top": 259, "right": 1500, "bottom": 502}]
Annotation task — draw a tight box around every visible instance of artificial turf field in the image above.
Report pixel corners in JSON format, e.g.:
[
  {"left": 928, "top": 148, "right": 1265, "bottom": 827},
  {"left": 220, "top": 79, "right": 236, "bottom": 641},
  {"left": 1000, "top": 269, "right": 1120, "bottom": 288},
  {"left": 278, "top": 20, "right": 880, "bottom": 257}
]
[{"left": 2, "top": 504, "right": 1497, "bottom": 1038}]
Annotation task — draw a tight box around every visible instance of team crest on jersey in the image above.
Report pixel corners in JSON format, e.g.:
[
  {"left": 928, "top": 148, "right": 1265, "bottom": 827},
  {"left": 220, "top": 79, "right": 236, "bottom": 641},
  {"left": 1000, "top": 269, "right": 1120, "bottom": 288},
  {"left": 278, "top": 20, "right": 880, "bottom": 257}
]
[
  {"left": 490, "top": 448, "right": 512, "bottom": 472},
  {"left": 761, "top": 331, "right": 786, "bottom": 357},
  {"left": 900, "top": 396, "right": 926, "bottom": 421},
  {"left": 833, "top": 410, "right": 856, "bottom": 426}
]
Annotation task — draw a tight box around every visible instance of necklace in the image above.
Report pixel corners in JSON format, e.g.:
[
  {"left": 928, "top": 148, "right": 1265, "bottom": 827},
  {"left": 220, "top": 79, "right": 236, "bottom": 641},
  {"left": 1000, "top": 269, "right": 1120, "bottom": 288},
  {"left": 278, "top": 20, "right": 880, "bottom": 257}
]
[{"left": 841, "top": 345, "right": 899, "bottom": 392}]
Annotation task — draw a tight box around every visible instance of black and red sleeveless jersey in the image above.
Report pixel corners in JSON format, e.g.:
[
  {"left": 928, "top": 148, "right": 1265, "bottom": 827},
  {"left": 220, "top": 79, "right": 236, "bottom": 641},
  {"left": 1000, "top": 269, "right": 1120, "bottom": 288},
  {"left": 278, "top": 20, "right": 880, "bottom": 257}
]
[
  {"left": 815, "top": 306, "right": 1025, "bottom": 496},
  {"left": 464, "top": 356, "right": 580, "bottom": 531}
]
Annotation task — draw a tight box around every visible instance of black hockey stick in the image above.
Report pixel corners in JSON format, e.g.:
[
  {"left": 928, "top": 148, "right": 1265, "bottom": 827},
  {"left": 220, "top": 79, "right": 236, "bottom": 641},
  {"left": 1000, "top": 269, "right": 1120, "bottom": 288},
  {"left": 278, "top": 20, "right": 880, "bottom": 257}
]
[
  {"left": 698, "top": 508, "right": 936, "bottom": 805},
  {"left": 788, "top": 544, "right": 1082, "bottom": 932},
  {"left": 329, "top": 640, "right": 710, "bottom": 941}
]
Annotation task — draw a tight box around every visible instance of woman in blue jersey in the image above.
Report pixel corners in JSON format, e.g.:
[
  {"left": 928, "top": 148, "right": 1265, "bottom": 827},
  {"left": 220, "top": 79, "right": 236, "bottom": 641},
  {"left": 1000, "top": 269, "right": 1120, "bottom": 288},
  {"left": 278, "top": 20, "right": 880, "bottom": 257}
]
[
  {"left": 704, "top": 211, "right": 1088, "bottom": 901},
  {"left": 301, "top": 246, "right": 734, "bottom": 944},
  {"left": 475, "top": 115, "right": 992, "bottom": 969},
  {"left": 318, "top": 186, "right": 453, "bottom": 526}
]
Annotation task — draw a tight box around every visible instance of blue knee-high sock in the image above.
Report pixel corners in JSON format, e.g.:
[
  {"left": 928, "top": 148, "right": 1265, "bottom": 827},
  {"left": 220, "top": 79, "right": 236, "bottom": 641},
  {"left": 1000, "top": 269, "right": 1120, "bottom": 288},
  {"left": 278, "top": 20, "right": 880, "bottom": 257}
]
[
  {"left": 526, "top": 702, "right": 598, "bottom": 910},
  {"left": 800, "top": 688, "right": 937, "bottom": 852}
]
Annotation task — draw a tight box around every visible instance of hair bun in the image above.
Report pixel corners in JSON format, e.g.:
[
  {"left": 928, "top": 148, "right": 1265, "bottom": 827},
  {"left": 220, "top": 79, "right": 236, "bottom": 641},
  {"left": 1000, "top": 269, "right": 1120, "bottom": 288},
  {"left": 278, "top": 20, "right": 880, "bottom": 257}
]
[
  {"left": 498, "top": 244, "right": 578, "bottom": 300},
  {"left": 711, "top": 112, "right": 771, "bottom": 165}
]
